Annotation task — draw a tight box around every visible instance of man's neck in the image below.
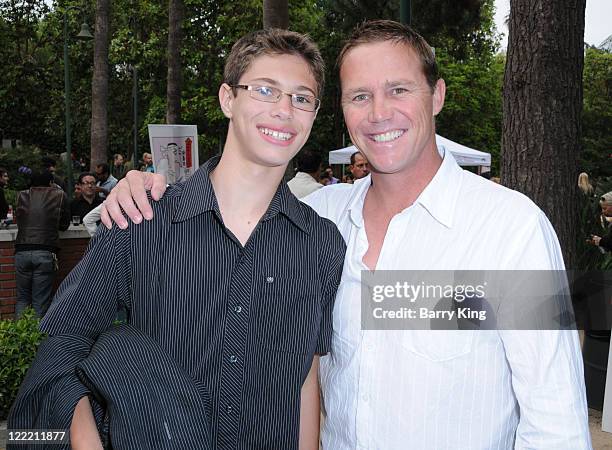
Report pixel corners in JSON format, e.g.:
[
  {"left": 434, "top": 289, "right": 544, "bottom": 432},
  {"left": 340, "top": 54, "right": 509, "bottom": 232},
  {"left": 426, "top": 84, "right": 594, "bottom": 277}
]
[
  {"left": 367, "top": 144, "right": 442, "bottom": 216},
  {"left": 82, "top": 194, "right": 96, "bottom": 204}
]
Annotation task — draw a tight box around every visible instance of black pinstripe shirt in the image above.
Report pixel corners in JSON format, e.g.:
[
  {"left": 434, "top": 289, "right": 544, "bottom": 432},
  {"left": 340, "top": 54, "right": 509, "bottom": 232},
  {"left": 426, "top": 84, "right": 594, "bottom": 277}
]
[{"left": 40, "top": 156, "right": 346, "bottom": 449}]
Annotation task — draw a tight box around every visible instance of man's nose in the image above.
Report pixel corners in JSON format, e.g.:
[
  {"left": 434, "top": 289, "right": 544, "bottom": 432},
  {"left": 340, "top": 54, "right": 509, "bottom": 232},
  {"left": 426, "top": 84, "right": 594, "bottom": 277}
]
[{"left": 368, "top": 95, "right": 392, "bottom": 123}]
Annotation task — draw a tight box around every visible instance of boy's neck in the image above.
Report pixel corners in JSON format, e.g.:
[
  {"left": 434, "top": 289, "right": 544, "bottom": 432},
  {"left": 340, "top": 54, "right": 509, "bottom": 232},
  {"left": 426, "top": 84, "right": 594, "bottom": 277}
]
[{"left": 209, "top": 143, "right": 288, "bottom": 245}]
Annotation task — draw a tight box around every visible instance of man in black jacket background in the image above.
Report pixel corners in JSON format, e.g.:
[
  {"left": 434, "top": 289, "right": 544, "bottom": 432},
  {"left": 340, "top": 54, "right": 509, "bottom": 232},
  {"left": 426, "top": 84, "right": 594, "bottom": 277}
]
[{"left": 14, "top": 172, "right": 70, "bottom": 317}]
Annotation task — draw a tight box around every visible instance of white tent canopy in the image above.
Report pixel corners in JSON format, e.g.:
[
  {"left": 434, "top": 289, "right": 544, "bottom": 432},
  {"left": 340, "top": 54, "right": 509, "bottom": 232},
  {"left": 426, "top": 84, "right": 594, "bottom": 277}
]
[{"left": 329, "top": 134, "right": 491, "bottom": 167}]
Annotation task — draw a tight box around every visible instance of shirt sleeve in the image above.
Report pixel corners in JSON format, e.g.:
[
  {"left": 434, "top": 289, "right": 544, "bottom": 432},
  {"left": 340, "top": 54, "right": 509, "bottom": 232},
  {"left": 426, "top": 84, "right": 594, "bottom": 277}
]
[
  {"left": 9, "top": 225, "right": 132, "bottom": 437},
  {"left": 83, "top": 204, "right": 103, "bottom": 236},
  {"left": 41, "top": 223, "right": 132, "bottom": 337},
  {"left": 315, "top": 223, "right": 347, "bottom": 355},
  {"left": 599, "top": 229, "right": 612, "bottom": 251},
  {"left": 58, "top": 192, "right": 71, "bottom": 231},
  {"left": 498, "top": 211, "right": 591, "bottom": 449}
]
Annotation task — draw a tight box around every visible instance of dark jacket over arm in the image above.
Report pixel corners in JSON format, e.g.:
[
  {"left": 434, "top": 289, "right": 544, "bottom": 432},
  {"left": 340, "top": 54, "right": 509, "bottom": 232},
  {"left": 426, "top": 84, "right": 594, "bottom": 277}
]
[{"left": 8, "top": 324, "right": 212, "bottom": 450}]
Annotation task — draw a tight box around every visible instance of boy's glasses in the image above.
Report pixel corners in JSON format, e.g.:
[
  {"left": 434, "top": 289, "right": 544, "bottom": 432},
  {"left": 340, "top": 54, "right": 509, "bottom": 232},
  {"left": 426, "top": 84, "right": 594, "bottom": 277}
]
[{"left": 232, "top": 84, "right": 320, "bottom": 112}]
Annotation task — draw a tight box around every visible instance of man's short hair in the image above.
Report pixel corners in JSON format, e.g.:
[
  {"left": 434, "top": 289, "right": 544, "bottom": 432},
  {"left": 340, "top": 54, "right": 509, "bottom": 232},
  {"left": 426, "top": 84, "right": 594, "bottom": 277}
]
[
  {"left": 337, "top": 19, "right": 438, "bottom": 92},
  {"left": 30, "top": 172, "right": 54, "bottom": 188},
  {"left": 350, "top": 151, "right": 364, "bottom": 166},
  {"left": 113, "top": 154, "right": 123, "bottom": 161},
  {"left": 97, "top": 163, "right": 110, "bottom": 174},
  {"left": 296, "top": 150, "right": 322, "bottom": 173},
  {"left": 600, "top": 192, "right": 612, "bottom": 206},
  {"left": 78, "top": 172, "right": 96, "bottom": 184},
  {"left": 224, "top": 28, "right": 325, "bottom": 97},
  {"left": 42, "top": 156, "right": 56, "bottom": 169}
]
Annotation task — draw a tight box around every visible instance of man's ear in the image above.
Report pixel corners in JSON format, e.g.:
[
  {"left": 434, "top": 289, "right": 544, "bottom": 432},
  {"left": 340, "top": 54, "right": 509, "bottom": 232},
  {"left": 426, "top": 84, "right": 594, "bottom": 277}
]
[
  {"left": 432, "top": 78, "right": 446, "bottom": 116},
  {"left": 219, "top": 83, "right": 234, "bottom": 119}
]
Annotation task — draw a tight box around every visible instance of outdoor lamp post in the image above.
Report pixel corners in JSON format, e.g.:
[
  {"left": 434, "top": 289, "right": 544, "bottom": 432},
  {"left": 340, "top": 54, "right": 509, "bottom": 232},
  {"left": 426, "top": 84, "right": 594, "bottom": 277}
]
[
  {"left": 63, "top": 7, "right": 93, "bottom": 199},
  {"left": 400, "top": 0, "right": 412, "bottom": 25}
]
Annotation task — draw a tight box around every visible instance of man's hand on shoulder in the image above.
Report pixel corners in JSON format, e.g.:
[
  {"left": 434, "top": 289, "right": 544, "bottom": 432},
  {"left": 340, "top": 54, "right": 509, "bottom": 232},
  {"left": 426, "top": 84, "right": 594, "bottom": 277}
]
[{"left": 100, "top": 170, "right": 167, "bottom": 229}]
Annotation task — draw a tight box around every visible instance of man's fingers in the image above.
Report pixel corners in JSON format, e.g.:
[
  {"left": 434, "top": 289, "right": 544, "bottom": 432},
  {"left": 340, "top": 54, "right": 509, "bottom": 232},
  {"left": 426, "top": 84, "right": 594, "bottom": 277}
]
[
  {"left": 100, "top": 202, "right": 118, "bottom": 229},
  {"left": 128, "top": 171, "right": 154, "bottom": 220},
  {"left": 143, "top": 173, "right": 167, "bottom": 203}
]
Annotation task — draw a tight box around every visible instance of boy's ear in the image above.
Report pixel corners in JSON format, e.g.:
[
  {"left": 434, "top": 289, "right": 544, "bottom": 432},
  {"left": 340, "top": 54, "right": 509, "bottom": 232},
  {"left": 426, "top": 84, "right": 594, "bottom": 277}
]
[{"left": 219, "top": 83, "right": 234, "bottom": 119}]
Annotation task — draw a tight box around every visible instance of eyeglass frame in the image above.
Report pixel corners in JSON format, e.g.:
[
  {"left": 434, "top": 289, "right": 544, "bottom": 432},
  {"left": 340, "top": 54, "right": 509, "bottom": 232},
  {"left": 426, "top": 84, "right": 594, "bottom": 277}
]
[{"left": 231, "top": 84, "right": 321, "bottom": 113}]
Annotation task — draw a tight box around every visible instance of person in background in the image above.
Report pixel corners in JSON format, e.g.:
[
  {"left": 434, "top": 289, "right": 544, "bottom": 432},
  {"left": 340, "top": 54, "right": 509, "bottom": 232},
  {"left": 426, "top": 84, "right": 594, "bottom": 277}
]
[
  {"left": 578, "top": 172, "right": 594, "bottom": 196},
  {"left": 287, "top": 149, "right": 324, "bottom": 198},
  {"left": 111, "top": 154, "right": 127, "bottom": 180},
  {"left": 318, "top": 172, "right": 331, "bottom": 186},
  {"left": 42, "top": 156, "right": 66, "bottom": 191},
  {"left": 95, "top": 163, "right": 118, "bottom": 199},
  {"left": 348, "top": 150, "right": 369, "bottom": 180},
  {"left": 14, "top": 172, "right": 70, "bottom": 317},
  {"left": 324, "top": 166, "right": 339, "bottom": 184},
  {"left": 587, "top": 192, "right": 612, "bottom": 252},
  {"left": 70, "top": 172, "right": 103, "bottom": 222},
  {"left": 140, "top": 152, "right": 155, "bottom": 173},
  {"left": 0, "top": 167, "right": 9, "bottom": 219}
]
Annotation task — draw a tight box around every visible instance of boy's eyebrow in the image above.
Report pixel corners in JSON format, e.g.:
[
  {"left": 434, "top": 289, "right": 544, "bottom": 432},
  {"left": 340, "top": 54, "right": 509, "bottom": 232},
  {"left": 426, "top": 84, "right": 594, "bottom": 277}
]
[{"left": 248, "top": 77, "right": 317, "bottom": 96}]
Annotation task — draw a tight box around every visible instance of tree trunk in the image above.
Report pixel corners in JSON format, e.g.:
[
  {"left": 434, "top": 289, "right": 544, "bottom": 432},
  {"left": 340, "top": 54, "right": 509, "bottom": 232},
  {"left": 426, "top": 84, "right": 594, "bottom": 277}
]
[
  {"left": 166, "top": 0, "right": 183, "bottom": 124},
  {"left": 501, "top": 0, "right": 586, "bottom": 268},
  {"left": 90, "top": 0, "right": 111, "bottom": 169},
  {"left": 263, "top": 0, "right": 289, "bottom": 29}
]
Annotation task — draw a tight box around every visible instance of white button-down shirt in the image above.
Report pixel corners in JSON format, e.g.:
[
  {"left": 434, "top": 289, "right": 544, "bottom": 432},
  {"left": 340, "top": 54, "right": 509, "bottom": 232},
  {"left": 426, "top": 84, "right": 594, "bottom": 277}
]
[{"left": 303, "top": 150, "right": 591, "bottom": 450}]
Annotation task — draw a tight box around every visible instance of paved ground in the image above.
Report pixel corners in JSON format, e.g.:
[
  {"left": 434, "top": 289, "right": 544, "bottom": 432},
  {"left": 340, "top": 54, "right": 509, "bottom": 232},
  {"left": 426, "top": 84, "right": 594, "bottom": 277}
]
[{"left": 1, "top": 411, "right": 611, "bottom": 449}]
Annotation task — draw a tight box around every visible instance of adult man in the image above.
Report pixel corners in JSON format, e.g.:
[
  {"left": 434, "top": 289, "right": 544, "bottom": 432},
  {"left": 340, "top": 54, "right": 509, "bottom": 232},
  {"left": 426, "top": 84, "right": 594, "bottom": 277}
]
[
  {"left": 95, "top": 163, "right": 118, "bottom": 198},
  {"left": 70, "top": 172, "right": 103, "bottom": 222},
  {"left": 0, "top": 167, "right": 9, "bottom": 219},
  {"left": 588, "top": 191, "right": 612, "bottom": 252},
  {"left": 102, "top": 20, "right": 590, "bottom": 449},
  {"left": 111, "top": 153, "right": 126, "bottom": 180},
  {"left": 287, "top": 149, "right": 323, "bottom": 198},
  {"left": 11, "top": 29, "right": 344, "bottom": 450},
  {"left": 140, "top": 152, "right": 155, "bottom": 172},
  {"left": 348, "top": 150, "right": 369, "bottom": 179},
  {"left": 42, "top": 156, "right": 66, "bottom": 191},
  {"left": 14, "top": 172, "right": 70, "bottom": 317}
]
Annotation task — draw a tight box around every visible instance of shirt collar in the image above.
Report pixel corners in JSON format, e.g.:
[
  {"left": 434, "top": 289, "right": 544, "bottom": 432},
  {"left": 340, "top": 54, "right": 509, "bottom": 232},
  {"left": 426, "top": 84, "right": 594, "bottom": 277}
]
[
  {"left": 414, "top": 148, "right": 463, "bottom": 228},
  {"left": 173, "top": 156, "right": 311, "bottom": 234},
  {"left": 346, "top": 148, "right": 463, "bottom": 229}
]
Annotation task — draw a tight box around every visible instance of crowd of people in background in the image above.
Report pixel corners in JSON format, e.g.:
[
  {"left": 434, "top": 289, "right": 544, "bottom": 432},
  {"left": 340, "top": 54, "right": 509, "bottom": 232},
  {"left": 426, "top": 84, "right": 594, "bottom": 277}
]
[
  {"left": 287, "top": 149, "right": 370, "bottom": 199},
  {"left": 4, "top": 151, "right": 157, "bottom": 318}
]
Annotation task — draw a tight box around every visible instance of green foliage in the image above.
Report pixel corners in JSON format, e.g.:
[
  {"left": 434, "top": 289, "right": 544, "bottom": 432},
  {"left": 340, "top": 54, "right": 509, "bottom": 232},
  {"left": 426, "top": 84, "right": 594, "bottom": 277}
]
[
  {"left": 436, "top": 52, "right": 505, "bottom": 173},
  {"left": 0, "top": 309, "right": 46, "bottom": 420},
  {"left": 581, "top": 47, "right": 612, "bottom": 178},
  {"left": 0, "top": 0, "right": 502, "bottom": 166},
  {"left": 0, "top": 145, "right": 52, "bottom": 191}
]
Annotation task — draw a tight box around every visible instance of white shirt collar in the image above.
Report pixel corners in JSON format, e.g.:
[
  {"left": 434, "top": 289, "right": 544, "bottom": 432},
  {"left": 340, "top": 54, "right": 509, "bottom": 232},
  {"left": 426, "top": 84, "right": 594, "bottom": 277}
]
[{"left": 346, "top": 148, "right": 463, "bottom": 229}]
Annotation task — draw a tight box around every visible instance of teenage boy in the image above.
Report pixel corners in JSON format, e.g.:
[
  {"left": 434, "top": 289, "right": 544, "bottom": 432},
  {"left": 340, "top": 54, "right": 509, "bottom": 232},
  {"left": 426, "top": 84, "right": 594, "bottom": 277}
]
[{"left": 9, "top": 29, "right": 345, "bottom": 450}]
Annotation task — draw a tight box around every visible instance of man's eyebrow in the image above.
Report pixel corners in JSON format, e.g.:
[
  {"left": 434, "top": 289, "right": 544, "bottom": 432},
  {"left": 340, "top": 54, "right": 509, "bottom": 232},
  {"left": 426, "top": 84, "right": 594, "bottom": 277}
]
[
  {"left": 248, "top": 77, "right": 316, "bottom": 96},
  {"left": 385, "top": 79, "right": 419, "bottom": 88}
]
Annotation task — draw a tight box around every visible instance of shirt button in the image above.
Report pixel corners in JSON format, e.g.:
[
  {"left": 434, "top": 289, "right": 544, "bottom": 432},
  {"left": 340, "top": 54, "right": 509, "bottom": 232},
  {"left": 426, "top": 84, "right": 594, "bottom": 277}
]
[
  {"left": 233, "top": 305, "right": 242, "bottom": 313},
  {"left": 361, "top": 394, "right": 369, "bottom": 402},
  {"left": 229, "top": 355, "right": 238, "bottom": 363},
  {"left": 266, "top": 276, "right": 274, "bottom": 283},
  {"left": 226, "top": 404, "right": 233, "bottom": 413}
]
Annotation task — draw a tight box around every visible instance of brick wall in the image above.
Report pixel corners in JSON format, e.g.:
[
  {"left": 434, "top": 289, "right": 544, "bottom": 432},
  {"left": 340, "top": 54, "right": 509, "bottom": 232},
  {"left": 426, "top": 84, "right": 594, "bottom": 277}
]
[{"left": 0, "top": 238, "right": 90, "bottom": 319}]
